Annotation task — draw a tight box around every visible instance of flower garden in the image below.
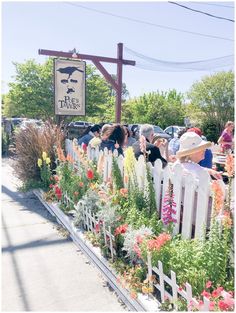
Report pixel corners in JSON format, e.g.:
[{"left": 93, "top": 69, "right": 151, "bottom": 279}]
[
  {"left": 14, "top": 122, "right": 234, "bottom": 312},
  {"left": 32, "top": 135, "right": 235, "bottom": 312}
]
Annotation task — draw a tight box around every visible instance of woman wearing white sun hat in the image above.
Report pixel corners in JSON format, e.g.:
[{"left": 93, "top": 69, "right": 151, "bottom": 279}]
[{"left": 175, "top": 132, "right": 222, "bottom": 180}]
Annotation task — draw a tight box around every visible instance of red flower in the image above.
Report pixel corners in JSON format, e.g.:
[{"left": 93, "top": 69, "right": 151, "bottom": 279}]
[
  {"left": 55, "top": 186, "right": 62, "bottom": 200},
  {"left": 87, "top": 169, "right": 94, "bottom": 180},
  {"left": 82, "top": 143, "right": 87, "bottom": 152},
  {"left": 115, "top": 224, "right": 128, "bottom": 236},
  {"left": 49, "top": 184, "right": 54, "bottom": 189},
  {"left": 218, "top": 300, "right": 229, "bottom": 311},
  {"left": 95, "top": 223, "right": 100, "bottom": 233},
  {"left": 79, "top": 182, "right": 84, "bottom": 187}
]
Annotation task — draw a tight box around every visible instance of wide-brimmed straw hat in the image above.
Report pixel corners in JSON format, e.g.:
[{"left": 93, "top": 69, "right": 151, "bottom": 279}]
[{"left": 176, "top": 132, "right": 211, "bottom": 158}]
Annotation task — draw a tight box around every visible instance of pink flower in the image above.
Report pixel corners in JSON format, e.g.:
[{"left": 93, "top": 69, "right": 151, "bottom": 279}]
[
  {"left": 206, "top": 280, "right": 212, "bottom": 289},
  {"left": 218, "top": 300, "right": 229, "bottom": 311},
  {"left": 201, "top": 290, "right": 211, "bottom": 298},
  {"left": 139, "top": 135, "right": 147, "bottom": 154}
]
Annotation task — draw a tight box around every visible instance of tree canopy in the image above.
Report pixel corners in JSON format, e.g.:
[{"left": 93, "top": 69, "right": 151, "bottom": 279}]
[
  {"left": 3, "top": 58, "right": 124, "bottom": 122},
  {"left": 187, "top": 71, "right": 234, "bottom": 140},
  {"left": 122, "top": 89, "right": 186, "bottom": 128}
]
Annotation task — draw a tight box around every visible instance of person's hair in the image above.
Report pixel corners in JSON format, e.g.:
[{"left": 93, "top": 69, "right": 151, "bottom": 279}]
[
  {"left": 101, "top": 124, "right": 111, "bottom": 136},
  {"left": 107, "top": 124, "right": 125, "bottom": 146},
  {"left": 91, "top": 124, "right": 101, "bottom": 133},
  {"left": 178, "top": 128, "right": 187, "bottom": 138},
  {"left": 179, "top": 156, "right": 190, "bottom": 163},
  {"left": 225, "top": 121, "right": 234, "bottom": 128},
  {"left": 140, "top": 124, "right": 154, "bottom": 140},
  {"left": 123, "top": 125, "right": 131, "bottom": 137}
]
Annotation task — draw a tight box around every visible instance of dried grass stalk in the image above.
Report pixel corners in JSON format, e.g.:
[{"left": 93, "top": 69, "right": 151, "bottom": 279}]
[{"left": 14, "top": 121, "right": 64, "bottom": 182}]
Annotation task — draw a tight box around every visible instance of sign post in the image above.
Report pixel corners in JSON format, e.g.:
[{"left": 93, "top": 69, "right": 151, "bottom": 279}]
[{"left": 39, "top": 43, "right": 135, "bottom": 123}]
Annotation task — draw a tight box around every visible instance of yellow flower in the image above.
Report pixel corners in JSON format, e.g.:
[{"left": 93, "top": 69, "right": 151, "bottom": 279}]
[
  {"left": 37, "top": 158, "right": 42, "bottom": 167},
  {"left": 42, "top": 151, "right": 47, "bottom": 160},
  {"left": 46, "top": 157, "right": 51, "bottom": 164}
]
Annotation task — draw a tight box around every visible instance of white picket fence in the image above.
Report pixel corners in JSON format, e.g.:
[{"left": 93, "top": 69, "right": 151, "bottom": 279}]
[
  {"left": 65, "top": 139, "right": 228, "bottom": 240},
  {"left": 61, "top": 190, "right": 210, "bottom": 311}
]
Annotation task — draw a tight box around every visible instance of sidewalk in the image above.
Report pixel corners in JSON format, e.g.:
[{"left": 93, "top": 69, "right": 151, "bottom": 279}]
[{"left": 1, "top": 158, "right": 127, "bottom": 311}]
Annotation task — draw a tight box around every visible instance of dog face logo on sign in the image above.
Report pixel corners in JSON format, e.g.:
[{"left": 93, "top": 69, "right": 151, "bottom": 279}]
[{"left": 54, "top": 59, "right": 85, "bottom": 116}]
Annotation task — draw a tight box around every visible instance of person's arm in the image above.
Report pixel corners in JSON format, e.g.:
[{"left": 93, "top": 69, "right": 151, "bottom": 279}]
[
  {"left": 150, "top": 146, "right": 167, "bottom": 167},
  {"left": 208, "top": 168, "right": 222, "bottom": 180},
  {"left": 218, "top": 133, "right": 233, "bottom": 146}
]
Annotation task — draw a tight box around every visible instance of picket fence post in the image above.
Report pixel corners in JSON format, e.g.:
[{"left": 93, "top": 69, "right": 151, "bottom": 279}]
[{"left": 181, "top": 173, "right": 197, "bottom": 239}]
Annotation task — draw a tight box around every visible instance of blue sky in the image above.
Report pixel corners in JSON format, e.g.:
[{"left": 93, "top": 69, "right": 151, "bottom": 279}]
[{"left": 2, "top": 1, "right": 234, "bottom": 98}]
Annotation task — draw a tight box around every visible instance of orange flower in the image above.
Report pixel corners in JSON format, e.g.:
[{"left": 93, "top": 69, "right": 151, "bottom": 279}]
[
  {"left": 225, "top": 154, "right": 234, "bottom": 177},
  {"left": 124, "top": 175, "right": 129, "bottom": 184},
  {"left": 147, "top": 233, "right": 171, "bottom": 252},
  {"left": 130, "top": 291, "right": 137, "bottom": 299},
  {"left": 211, "top": 181, "right": 224, "bottom": 214},
  {"left": 114, "top": 224, "right": 128, "bottom": 236},
  {"left": 79, "top": 182, "right": 84, "bottom": 187},
  {"left": 119, "top": 188, "right": 128, "bottom": 197},
  {"left": 222, "top": 211, "right": 233, "bottom": 229},
  {"left": 56, "top": 146, "right": 66, "bottom": 162},
  {"left": 66, "top": 154, "right": 74, "bottom": 164}
]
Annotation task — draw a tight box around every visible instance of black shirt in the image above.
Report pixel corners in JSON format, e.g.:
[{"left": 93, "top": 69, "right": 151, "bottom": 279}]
[{"left": 132, "top": 139, "right": 167, "bottom": 168}]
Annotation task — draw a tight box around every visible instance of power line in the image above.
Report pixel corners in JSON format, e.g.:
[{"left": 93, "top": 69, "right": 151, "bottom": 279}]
[
  {"left": 191, "top": 2, "right": 234, "bottom": 9},
  {"left": 64, "top": 2, "right": 234, "bottom": 42},
  {"left": 168, "top": 1, "right": 234, "bottom": 22}
]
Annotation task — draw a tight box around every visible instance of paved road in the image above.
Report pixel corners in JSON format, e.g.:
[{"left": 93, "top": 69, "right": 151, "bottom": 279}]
[{"left": 1, "top": 158, "right": 127, "bottom": 311}]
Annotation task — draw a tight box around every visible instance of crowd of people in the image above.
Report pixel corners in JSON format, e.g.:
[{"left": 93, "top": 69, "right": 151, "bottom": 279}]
[{"left": 76, "top": 121, "right": 234, "bottom": 182}]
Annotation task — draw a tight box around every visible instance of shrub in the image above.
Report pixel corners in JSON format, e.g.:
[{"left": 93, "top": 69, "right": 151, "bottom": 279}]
[{"left": 14, "top": 120, "right": 64, "bottom": 183}]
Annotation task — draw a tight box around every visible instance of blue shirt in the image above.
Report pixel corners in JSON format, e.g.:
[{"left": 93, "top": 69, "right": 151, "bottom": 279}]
[
  {"left": 168, "top": 137, "right": 180, "bottom": 155},
  {"left": 78, "top": 134, "right": 93, "bottom": 146},
  {"left": 199, "top": 149, "right": 213, "bottom": 169}
]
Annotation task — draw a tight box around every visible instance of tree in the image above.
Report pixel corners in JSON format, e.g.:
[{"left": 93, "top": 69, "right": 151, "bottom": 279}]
[
  {"left": 3, "top": 59, "right": 118, "bottom": 122},
  {"left": 187, "top": 71, "right": 234, "bottom": 140},
  {"left": 121, "top": 89, "right": 186, "bottom": 128}
]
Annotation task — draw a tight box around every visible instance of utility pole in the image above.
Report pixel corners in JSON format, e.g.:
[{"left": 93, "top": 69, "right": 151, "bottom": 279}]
[{"left": 39, "top": 43, "right": 135, "bottom": 123}]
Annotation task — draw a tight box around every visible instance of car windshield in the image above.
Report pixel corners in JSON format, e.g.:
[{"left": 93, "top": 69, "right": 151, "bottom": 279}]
[{"left": 153, "top": 126, "right": 165, "bottom": 133}]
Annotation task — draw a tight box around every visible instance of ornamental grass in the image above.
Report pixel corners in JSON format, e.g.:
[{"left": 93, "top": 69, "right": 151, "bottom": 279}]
[{"left": 14, "top": 120, "right": 64, "bottom": 183}]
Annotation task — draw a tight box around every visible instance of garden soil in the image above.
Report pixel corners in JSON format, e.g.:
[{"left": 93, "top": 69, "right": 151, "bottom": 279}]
[{"left": 1, "top": 157, "right": 128, "bottom": 311}]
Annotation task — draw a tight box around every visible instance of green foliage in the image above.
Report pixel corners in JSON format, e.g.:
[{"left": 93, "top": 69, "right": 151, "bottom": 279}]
[
  {"left": 4, "top": 59, "right": 54, "bottom": 119},
  {"left": 3, "top": 59, "right": 118, "bottom": 122},
  {"left": 122, "top": 89, "right": 186, "bottom": 128},
  {"left": 150, "top": 218, "right": 234, "bottom": 297},
  {"left": 112, "top": 157, "right": 124, "bottom": 190},
  {"left": 2, "top": 127, "right": 10, "bottom": 155},
  {"left": 188, "top": 71, "right": 234, "bottom": 138},
  {"left": 38, "top": 159, "right": 52, "bottom": 190},
  {"left": 201, "top": 119, "right": 221, "bottom": 142}
]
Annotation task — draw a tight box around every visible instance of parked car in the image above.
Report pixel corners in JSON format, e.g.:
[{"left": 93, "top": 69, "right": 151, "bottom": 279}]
[
  {"left": 20, "top": 119, "right": 43, "bottom": 129},
  {"left": 129, "top": 124, "right": 171, "bottom": 141},
  {"left": 68, "top": 121, "right": 92, "bottom": 128},
  {"left": 164, "top": 125, "right": 185, "bottom": 139}
]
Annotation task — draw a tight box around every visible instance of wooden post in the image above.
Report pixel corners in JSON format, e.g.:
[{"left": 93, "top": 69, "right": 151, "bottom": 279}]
[{"left": 116, "top": 43, "right": 123, "bottom": 123}]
